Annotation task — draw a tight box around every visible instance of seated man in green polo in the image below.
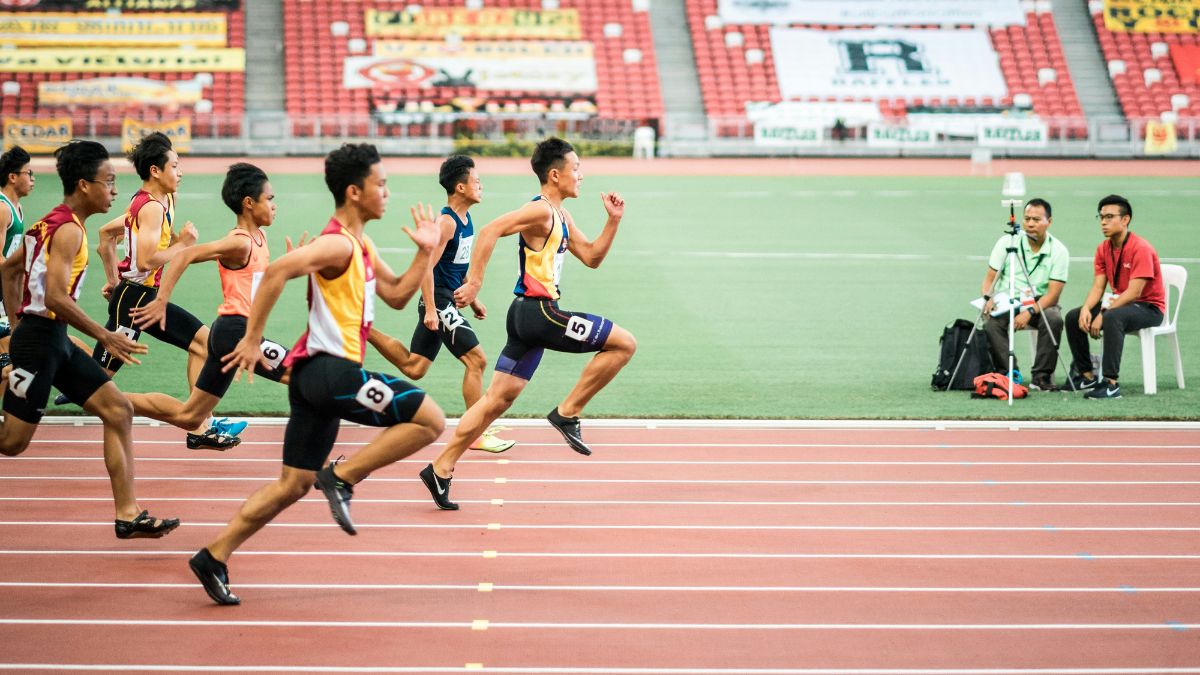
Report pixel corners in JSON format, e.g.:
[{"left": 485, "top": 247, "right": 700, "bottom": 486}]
[{"left": 978, "top": 198, "right": 1070, "bottom": 391}]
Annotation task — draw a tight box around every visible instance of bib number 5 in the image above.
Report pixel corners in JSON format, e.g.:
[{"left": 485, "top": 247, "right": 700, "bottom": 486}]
[{"left": 355, "top": 378, "right": 393, "bottom": 413}]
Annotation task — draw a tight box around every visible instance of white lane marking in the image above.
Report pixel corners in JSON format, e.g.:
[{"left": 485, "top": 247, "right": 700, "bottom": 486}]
[
  {"left": 5, "top": 498, "right": 1200, "bottom": 507},
  {"left": 2, "top": 550, "right": 1199, "bottom": 560},
  {"left": 13, "top": 456, "right": 1200, "bottom": 466},
  {"left": 5, "top": 476, "right": 1200, "bottom": 485}
]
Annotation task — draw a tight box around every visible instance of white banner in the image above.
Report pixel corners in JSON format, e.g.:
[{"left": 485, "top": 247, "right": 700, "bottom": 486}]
[
  {"left": 345, "top": 41, "right": 596, "bottom": 93},
  {"left": 753, "top": 121, "right": 824, "bottom": 146},
  {"left": 866, "top": 123, "right": 938, "bottom": 147},
  {"left": 976, "top": 118, "right": 1048, "bottom": 147},
  {"left": 770, "top": 28, "right": 1008, "bottom": 101},
  {"left": 719, "top": 0, "right": 1025, "bottom": 26}
]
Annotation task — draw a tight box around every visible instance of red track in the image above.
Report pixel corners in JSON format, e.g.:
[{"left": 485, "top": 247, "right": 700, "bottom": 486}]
[{"left": 1, "top": 422, "right": 1198, "bottom": 673}]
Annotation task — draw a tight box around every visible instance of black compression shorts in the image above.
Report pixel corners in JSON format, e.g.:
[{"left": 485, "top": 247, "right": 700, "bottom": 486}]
[
  {"left": 4, "top": 315, "right": 111, "bottom": 423},
  {"left": 495, "top": 296, "right": 613, "bottom": 381},
  {"left": 409, "top": 286, "right": 481, "bottom": 362},
  {"left": 194, "top": 315, "right": 288, "bottom": 398},
  {"left": 94, "top": 279, "right": 204, "bottom": 372}
]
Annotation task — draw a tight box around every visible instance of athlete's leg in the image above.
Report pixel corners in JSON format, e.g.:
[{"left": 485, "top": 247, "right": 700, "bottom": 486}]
[
  {"left": 369, "top": 327, "right": 431, "bottom": 379},
  {"left": 332, "top": 397, "right": 445, "bottom": 484},
  {"left": 186, "top": 325, "right": 210, "bottom": 389},
  {"left": 557, "top": 324, "right": 637, "bottom": 417},
  {"left": 205, "top": 464, "right": 314, "bottom": 562},
  {"left": 126, "top": 388, "right": 222, "bottom": 432},
  {"left": 457, "top": 345, "right": 487, "bottom": 408},
  {"left": 0, "top": 416, "right": 36, "bottom": 456},
  {"left": 432, "top": 372, "right": 528, "bottom": 478}
]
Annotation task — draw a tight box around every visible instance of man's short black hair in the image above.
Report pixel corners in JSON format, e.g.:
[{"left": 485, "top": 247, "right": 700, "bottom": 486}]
[
  {"left": 0, "top": 145, "right": 31, "bottom": 188},
  {"left": 438, "top": 155, "right": 475, "bottom": 195},
  {"left": 55, "top": 140, "right": 109, "bottom": 196},
  {"left": 1025, "top": 198, "right": 1051, "bottom": 219},
  {"left": 325, "top": 143, "right": 381, "bottom": 207},
  {"left": 127, "top": 132, "right": 174, "bottom": 181},
  {"left": 531, "top": 137, "right": 574, "bottom": 184},
  {"left": 222, "top": 162, "right": 269, "bottom": 215},
  {"left": 1098, "top": 194, "right": 1132, "bottom": 221}
]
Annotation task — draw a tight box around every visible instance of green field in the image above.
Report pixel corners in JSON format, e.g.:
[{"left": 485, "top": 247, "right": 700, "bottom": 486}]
[{"left": 19, "top": 170, "right": 1199, "bottom": 419}]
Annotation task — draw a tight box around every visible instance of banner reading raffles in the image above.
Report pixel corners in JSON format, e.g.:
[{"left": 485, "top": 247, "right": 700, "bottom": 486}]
[
  {"left": 1104, "top": 0, "right": 1200, "bottom": 33},
  {"left": 753, "top": 121, "right": 824, "bottom": 147},
  {"left": 365, "top": 8, "right": 581, "bottom": 39},
  {"left": 39, "top": 77, "right": 203, "bottom": 106},
  {"left": 0, "top": 13, "right": 227, "bottom": 47},
  {"left": 719, "top": 0, "right": 1025, "bottom": 26},
  {"left": 771, "top": 28, "right": 1007, "bottom": 101},
  {"left": 866, "top": 123, "right": 938, "bottom": 148},
  {"left": 122, "top": 117, "right": 190, "bottom": 154},
  {"left": 3, "top": 117, "right": 73, "bottom": 153},
  {"left": 348, "top": 41, "right": 597, "bottom": 93},
  {"left": 0, "top": 48, "right": 244, "bottom": 73},
  {"left": 0, "top": 0, "right": 239, "bottom": 9},
  {"left": 976, "top": 118, "right": 1048, "bottom": 147}
]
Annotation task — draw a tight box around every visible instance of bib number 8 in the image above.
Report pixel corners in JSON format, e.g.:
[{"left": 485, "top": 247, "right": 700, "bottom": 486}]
[
  {"left": 355, "top": 378, "right": 392, "bottom": 413},
  {"left": 7, "top": 368, "right": 35, "bottom": 399},
  {"left": 259, "top": 340, "right": 287, "bottom": 370}
]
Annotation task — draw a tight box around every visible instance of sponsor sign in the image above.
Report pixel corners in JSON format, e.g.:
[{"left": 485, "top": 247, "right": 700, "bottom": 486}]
[
  {"left": 718, "top": 0, "right": 1025, "bottom": 26},
  {"left": 0, "top": 13, "right": 227, "bottom": 47},
  {"left": 770, "top": 28, "right": 1008, "bottom": 101},
  {"left": 121, "top": 117, "right": 191, "bottom": 153},
  {"left": 365, "top": 8, "right": 581, "bottom": 39},
  {"left": 0, "top": 0, "right": 239, "bottom": 9},
  {"left": 1144, "top": 120, "right": 1178, "bottom": 154},
  {"left": 1171, "top": 43, "right": 1200, "bottom": 82},
  {"left": 348, "top": 41, "right": 596, "bottom": 93},
  {"left": 866, "top": 122, "right": 938, "bottom": 147},
  {"left": 0, "top": 48, "right": 244, "bottom": 73},
  {"left": 1104, "top": 0, "right": 1200, "bottom": 33},
  {"left": 38, "top": 77, "right": 203, "bottom": 106},
  {"left": 976, "top": 118, "right": 1048, "bottom": 147},
  {"left": 753, "top": 121, "right": 824, "bottom": 146},
  {"left": 3, "top": 117, "right": 73, "bottom": 153}
]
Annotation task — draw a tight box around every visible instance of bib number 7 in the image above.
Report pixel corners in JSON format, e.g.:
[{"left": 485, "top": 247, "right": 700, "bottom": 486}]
[
  {"left": 7, "top": 368, "right": 35, "bottom": 399},
  {"left": 355, "top": 378, "right": 393, "bottom": 413}
]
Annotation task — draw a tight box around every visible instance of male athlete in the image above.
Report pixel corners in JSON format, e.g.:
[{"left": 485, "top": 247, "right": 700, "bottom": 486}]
[
  {"left": 0, "top": 145, "right": 34, "bottom": 330},
  {"left": 418, "top": 137, "right": 636, "bottom": 510},
  {"left": 368, "top": 155, "right": 514, "bottom": 453}
]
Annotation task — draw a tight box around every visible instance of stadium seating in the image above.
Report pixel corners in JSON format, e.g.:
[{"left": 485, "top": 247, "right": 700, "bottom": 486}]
[
  {"left": 686, "top": 0, "right": 1084, "bottom": 138},
  {"left": 281, "top": 0, "right": 663, "bottom": 137},
  {"left": 0, "top": 10, "right": 245, "bottom": 138}
]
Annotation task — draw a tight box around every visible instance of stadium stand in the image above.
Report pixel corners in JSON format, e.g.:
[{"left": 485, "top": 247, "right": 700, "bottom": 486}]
[
  {"left": 0, "top": 9, "right": 245, "bottom": 138},
  {"left": 281, "top": 0, "right": 663, "bottom": 138},
  {"left": 685, "top": 0, "right": 1085, "bottom": 139}
]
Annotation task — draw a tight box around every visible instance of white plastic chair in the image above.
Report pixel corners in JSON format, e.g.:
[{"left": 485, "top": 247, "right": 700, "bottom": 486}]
[{"left": 1137, "top": 263, "right": 1187, "bottom": 394}]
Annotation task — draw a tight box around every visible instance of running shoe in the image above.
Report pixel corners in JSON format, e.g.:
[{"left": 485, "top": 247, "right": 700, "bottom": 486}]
[
  {"left": 212, "top": 417, "right": 249, "bottom": 437},
  {"left": 52, "top": 392, "right": 73, "bottom": 406},
  {"left": 114, "top": 510, "right": 180, "bottom": 539},
  {"left": 419, "top": 463, "right": 459, "bottom": 510},
  {"left": 1068, "top": 373, "right": 1098, "bottom": 391},
  {"left": 186, "top": 428, "right": 241, "bottom": 451},
  {"left": 189, "top": 548, "right": 240, "bottom": 606},
  {"left": 469, "top": 426, "right": 516, "bottom": 454},
  {"left": 547, "top": 407, "right": 592, "bottom": 456},
  {"left": 1084, "top": 382, "right": 1122, "bottom": 399},
  {"left": 314, "top": 460, "right": 357, "bottom": 535}
]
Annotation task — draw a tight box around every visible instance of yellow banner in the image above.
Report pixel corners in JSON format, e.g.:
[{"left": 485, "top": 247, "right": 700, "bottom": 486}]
[
  {"left": 0, "top": 48, "right": 244, "bottom": 73},
  {"left": 122, "top": 117, "right": 192, "bottom": 154},
  {"left": 39, "top": 77, "right": 204, "bottom": 106},
  {"left": 1104, "top": 0, "right": 1200, "bottom": 32},
  {"left": 365, "top": 8, "right": 581, "bottom": 39},
  {"left": 3, "top": 117, "right": 74, "bottom": 154},
  {"left": 0, "top": 13, "right": 227, "bottom": 47},
  {"left": 1144, "top": 120, "right": 1178, "bottom": 154}
]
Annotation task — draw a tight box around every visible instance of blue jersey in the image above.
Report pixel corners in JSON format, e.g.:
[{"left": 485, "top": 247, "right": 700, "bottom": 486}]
[{"left": 432, "top": 206, "right": 473, "bottom": 290}]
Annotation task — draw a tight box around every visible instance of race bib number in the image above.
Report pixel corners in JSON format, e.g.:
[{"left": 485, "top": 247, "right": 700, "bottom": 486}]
[
  {"left": 565, "top": 315, "right": 594, "bottom": 342},
  {"left": 259, "top": 339, "right": 287, "bottom": 370},
  {"left": 453, "top": 235, "right": 473, "bottom": 264},
  {"left": 364, "top": 278, "right": 377, "bottom": 323},
  {"left": 438, "top": 304, "right": 465, "bottom": 332},
  {"left": 116, "top": 324, "right": 137, "bottom": 339},
  {"left": 355, "top": 378, "right": 392, "bottom": 413},
  {"left": 1019, "top": 286, "right": 1036, "bottom": 311},
  {"left": 7, "top": 367, "right": 34, "bottom": 399},
  {"left": 250, "top": 271, "right": 263, "bottom": 301},
  {"left": 1101, "top": 292, "right": 1119, "bottom": 310}
]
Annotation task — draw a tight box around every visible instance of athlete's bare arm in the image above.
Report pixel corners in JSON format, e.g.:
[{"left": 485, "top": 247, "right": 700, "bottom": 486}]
[
  {"left": 131, "top": 200, "right": 197, "bottom": 273},
  {"left": 564, "top": 192, "right": 624, "bottom": 269},
  {"left": 129, "top": 232, "right": 253, "bottom": 331},
  {"left": 1, "top": 241, "right": 26, "bottom": 324},
  {"left": 418, "top": 213, "right": 458, "bottom": 330},
  {"left": 452, "top": 200, "right": 554, "bottom": 308},
  {"left": 95, "top": 214, "right": 125, "bottom": 299},
  {"left": 372, "top": 204, "right": 439, "bottom": 310}
]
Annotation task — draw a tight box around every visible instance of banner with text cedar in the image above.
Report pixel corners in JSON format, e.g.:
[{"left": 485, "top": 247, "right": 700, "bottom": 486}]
[
  {"left": 122, "top": 117, "right": 191, "bottom": 154},
  {"left": 3, "top": 117, "right": 73, "bottom": 153}
]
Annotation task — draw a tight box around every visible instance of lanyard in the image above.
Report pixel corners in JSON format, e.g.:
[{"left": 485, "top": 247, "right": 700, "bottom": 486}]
[
  {"left": 1020, "top": 238, "right": 1045, "bottom": 280},
  {"left": 1109, "top": 236, "right": 1127, "bottom": 291}
]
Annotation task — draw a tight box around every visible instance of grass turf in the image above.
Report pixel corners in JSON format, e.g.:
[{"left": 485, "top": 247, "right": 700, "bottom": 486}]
[{"left": 18, "top": 171, "right": 1198, "bottom": 419}]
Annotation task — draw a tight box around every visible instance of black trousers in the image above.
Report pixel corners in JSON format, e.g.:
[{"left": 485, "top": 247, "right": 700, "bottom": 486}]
[{"left": 1065, "top": 302, "right": 1163, "bottom": 381}]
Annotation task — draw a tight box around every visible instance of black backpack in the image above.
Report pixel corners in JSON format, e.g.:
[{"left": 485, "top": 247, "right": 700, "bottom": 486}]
[{"left": 931, "top": 319, "right": 996, "bottom": 391}]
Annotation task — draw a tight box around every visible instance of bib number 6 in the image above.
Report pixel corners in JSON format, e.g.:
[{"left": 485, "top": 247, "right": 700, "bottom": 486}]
[
  {"left": 259, "top": 340, "right": 287, "bottom": 370},
  {"left": 355, "top": 378, "right": 393, "bottom": 413}
]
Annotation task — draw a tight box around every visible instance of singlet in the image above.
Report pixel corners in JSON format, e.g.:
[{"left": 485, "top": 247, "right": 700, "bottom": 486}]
[
  {"left": 285, "top": 218, "right": 377, "bottom": 366},
  {"left": 432, "top": 206, "right": 473, "bottom": 290},
  {"left": 118, "top": 189, "right": 174, "bottom": 287},
  {"left": 216, "top": 228, "right": 269, "bottom": 317},
  {"left": 20, "top": 203, "right": 88, "bottom": 321},
  {"left": 0, "top": 192, "right": 23, "bottom": 259},
  {"left": 513, "top": 195, "right": 568, "bottom": 300}
]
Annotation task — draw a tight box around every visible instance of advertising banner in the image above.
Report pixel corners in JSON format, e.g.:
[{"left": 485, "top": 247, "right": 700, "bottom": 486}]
[
  {"left": 348, "top": 41, "right": 596, "bottom": 93},
  {"left": 0, "top": 48, "right": 244, "bottom": 73},
  {"left": 1171, "top": 43, "right": 1200, "bottom": 82},
  {"left": 975, "top": 118, "right": 1049, "bottom": 147},
  {"left": 121, "top": 117, "right": 191, "bottom": 153},
  {"left": 38, "top": 77, "right": 204, "bottom": 106},
  {"left": 866, "top": 122, "right": 938, "bottom": 147},
  {"left": 3, "top": 117, "right": 73, "bottom": 153},
  {"left": 718, "top": 0, "right": 1025, "bottom": 26},
  {"left": 770, "top": 28, "right": 1007, "bottom": 101},
  {"left": 753, "top": 121, "right": 824, "bottom": 146},
  {"left": 1103, "top": 0, "right": 1200, "bottom": 33},
  {"left": 0, "top": 13, "right": 227, "bottom": 47},
  {"left": 0, "top": 0, "right": 239, "bottom": 9},
  {"left": 1144, "top": 120, "right": 1178, "bottom": 154},
  {"left": 365, "top": 8, "right": 581, "bottom": 39}
]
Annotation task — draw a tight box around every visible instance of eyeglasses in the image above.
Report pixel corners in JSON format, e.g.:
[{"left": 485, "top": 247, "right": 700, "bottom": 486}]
[
  {"left": 1096, "top": 213, "right": 1123, "bottom": 222},
  {"left": 16, "top": 170, "right": 33, "bottom": 179},
  {"left": 86, "top": 178, "right": 117, "bottom": 189}
]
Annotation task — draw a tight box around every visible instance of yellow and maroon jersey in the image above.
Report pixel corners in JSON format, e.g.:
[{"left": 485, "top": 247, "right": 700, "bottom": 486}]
[
  {"left": 118, "top": 189, "right": 174, "bottom": 287},
  {"left": 513, "top": 195, "right": 568, "bottom": 300},
  {"left": 216, "top": 228, "right": 270, "bottom": 317},
  {"left": 20, "top": 203, "right": 88, "bottom": 321},
  {"left": 286, "top": 218, "right": 377, "bottom": 366}
]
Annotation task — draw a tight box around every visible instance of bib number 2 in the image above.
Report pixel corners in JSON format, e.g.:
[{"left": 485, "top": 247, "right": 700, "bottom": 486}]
[{"left": 355, "top": 378, "right": 392, "bottom": 413}]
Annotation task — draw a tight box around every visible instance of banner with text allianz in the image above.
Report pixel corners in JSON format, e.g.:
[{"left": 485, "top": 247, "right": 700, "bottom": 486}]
[{"left": 771, "top": 28, "right": 1008, "bottom": 102}]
